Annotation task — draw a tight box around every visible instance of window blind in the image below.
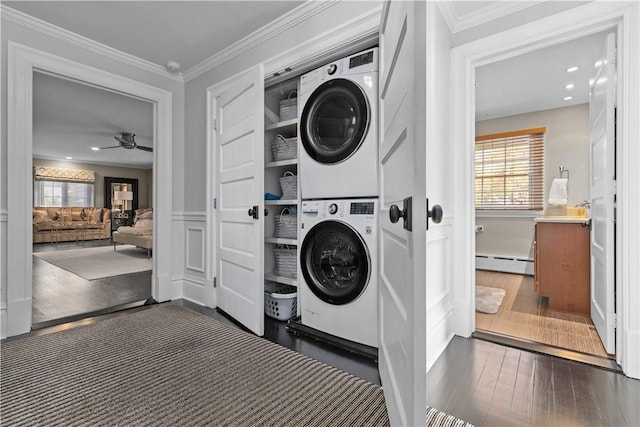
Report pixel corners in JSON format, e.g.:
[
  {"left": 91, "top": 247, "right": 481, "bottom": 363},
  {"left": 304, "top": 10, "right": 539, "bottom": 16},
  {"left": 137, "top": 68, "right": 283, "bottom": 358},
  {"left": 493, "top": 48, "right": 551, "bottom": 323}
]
[{"left": 475, "top": 127, "right": 545, "bottom": 210}]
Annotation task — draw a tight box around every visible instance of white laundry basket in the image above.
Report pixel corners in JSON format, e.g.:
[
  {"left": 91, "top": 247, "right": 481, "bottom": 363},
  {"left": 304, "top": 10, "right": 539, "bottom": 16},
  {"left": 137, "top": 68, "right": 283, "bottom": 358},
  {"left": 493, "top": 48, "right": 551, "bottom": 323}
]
[{"left": 264, "top": 281, "right": 297, "bottom": 321}]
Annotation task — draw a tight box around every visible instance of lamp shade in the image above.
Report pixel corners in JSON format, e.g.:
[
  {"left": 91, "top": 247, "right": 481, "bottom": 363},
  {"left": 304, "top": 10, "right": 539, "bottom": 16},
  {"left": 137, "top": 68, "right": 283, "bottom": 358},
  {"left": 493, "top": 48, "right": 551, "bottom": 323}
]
[{"left": 114, "top": 191, "right": 133, "bottom": 201}]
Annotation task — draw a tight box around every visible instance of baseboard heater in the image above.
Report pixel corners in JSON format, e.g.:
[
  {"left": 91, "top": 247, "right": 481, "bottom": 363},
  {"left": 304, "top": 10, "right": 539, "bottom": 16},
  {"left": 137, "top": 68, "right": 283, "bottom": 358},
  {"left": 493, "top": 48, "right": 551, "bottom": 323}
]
[{"left": 476, "top": 253, "right": 534, "bottom": 276}]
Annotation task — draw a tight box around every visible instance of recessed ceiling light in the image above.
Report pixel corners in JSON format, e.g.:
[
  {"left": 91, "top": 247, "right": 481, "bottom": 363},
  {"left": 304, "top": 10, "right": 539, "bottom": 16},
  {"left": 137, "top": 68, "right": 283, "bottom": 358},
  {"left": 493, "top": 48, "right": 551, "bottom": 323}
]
[
  {"left": 565, "top": 83, "right": 574, "bottom": 90},
  {"left": 65, "top": 156, "right": 73, "bottom": 160},
  {"left": 91, "top": 147, "right": 100, "bottom": 151},
  {"left": 566, "top": 66, "right": 579, "bottom": 73},
  {"left": 594, "top": 60, "right": 603, "bottom": 67},
  {"left": 563, "top": 96, "right": 573, "bottom": 101},
  {"left": 589, "top": 78, "right": 595, "bottom": 86}
]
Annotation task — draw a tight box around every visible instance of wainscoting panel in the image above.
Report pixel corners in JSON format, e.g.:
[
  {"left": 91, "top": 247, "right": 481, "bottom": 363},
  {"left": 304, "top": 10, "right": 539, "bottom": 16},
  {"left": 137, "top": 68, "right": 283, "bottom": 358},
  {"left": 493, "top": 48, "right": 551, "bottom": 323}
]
[
  {"left": 172, "top": 212, "right": 210, "bottom": 307},
  {"left": 1, "top": 209, "right": 7, "bottom": 339}
]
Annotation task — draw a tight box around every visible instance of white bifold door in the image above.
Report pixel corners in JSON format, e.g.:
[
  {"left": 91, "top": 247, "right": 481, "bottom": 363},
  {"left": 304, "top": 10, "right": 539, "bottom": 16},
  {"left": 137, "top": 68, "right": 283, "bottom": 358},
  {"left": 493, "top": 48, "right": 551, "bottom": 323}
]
[
  {"left": 214, "top": 65, "right": 265, "bottom": 336},
  {"left": 590, "top": 32, "right": 617, "bottom": 355}
]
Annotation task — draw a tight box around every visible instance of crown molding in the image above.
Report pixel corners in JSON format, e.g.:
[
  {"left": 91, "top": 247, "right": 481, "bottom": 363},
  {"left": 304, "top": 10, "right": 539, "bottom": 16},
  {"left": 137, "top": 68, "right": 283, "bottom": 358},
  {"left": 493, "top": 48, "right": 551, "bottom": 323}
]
[
  {"left": 183, "top": 0, "right": 338, "bottom": 82},
  {"left": 437, "top": 1, "right": 543, "bottom": 34},
  {"left": 0, "top": 5, "right": 184, "bottom": 83}
]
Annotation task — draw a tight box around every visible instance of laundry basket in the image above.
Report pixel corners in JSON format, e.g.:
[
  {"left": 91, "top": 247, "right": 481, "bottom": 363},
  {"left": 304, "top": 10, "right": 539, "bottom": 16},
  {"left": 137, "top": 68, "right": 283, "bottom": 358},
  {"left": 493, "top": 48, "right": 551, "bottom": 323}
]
[
  {"left": 274, "top": 208, "right": 297, "bottom": 239},
  {"left": 279, "top": 91, "right": 297, "bottom": 121},
  {"left": 270, "top": 135, "right": 297, "bottom": 162},
  {"left": 273, "top": 245, "right": 297, "bottom": 279},
  {"left": 264, "top": 281, "right": 297, "bottom": 321},
  {"left": 279, "top": 171, "right": 297, "bottom": 200}
]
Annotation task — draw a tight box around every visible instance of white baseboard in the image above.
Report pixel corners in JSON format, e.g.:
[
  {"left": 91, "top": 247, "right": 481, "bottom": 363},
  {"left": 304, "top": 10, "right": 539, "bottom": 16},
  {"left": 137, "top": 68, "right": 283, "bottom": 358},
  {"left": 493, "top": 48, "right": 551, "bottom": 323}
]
[{"left": 476, "top": 253, "right": 534, "bottom": 276}]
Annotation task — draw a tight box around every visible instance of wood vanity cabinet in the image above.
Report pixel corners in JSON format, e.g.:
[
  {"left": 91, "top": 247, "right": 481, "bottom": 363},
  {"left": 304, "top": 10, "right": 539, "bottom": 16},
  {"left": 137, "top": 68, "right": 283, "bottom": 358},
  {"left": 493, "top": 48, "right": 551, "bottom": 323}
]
[{"left": 534, "top": 221, "right": 591, "bottom": 315}]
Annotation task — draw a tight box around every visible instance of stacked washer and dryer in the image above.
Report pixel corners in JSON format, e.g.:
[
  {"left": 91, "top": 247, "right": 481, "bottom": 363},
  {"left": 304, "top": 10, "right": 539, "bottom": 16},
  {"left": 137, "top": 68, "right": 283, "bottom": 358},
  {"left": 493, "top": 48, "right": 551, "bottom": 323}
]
[{"left": 296, "top": 48, "right": 379, "bottom": 349}]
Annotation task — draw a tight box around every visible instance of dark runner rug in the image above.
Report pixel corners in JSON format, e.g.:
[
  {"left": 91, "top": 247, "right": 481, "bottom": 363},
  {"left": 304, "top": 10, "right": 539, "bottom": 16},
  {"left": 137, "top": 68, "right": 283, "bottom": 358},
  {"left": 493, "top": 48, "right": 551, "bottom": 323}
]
[{"left": 1, "top": 304, "right": 472, "bottom": 426}]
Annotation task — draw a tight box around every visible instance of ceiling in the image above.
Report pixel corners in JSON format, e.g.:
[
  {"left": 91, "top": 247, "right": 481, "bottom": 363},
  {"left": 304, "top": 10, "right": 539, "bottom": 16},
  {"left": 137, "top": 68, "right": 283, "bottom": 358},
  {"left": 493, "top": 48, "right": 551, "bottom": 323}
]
[{"left": 5, "top": 1, "right": 606, "bottom": 168}]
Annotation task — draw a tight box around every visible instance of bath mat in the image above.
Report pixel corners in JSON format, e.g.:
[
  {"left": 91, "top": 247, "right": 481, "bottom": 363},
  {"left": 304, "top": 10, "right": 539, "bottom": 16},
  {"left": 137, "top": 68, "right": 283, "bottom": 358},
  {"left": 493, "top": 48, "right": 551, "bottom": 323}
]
[{"left": 476, "top": 285, "right": 506, "bottom": 314}]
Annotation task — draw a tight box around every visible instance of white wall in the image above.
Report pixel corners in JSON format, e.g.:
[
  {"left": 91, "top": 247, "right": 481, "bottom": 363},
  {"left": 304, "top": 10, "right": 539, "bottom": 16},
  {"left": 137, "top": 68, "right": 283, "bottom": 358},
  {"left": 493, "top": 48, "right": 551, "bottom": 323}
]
[
  {"left": 0, "top": 12, "right": 184, "bottom": 338},
  {"left": 475, "top": 104, "right": 590, "bottom": 259}
]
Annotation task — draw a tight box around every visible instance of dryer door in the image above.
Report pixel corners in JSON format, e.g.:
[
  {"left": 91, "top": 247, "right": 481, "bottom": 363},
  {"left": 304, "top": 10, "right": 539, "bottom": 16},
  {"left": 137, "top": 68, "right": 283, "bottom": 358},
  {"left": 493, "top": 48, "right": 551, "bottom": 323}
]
[
  {"left": 300, "top": 220, "right": 370, "bottom": 305},
  {"left": 300, "top": 79, "right": 370, "bottom": 164}
]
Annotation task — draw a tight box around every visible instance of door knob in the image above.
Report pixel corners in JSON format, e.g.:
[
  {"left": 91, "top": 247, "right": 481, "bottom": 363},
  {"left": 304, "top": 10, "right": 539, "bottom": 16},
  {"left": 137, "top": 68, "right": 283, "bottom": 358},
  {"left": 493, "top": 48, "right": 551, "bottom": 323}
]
[
  {"left": 389, "top": 197, "right": 412, "bottom": 231},
  {"left": 427, "top": 198, "right": 443, "bottom": 230},
  {"left": 248, "top": 205, "right": 259, "bottom": 219}
]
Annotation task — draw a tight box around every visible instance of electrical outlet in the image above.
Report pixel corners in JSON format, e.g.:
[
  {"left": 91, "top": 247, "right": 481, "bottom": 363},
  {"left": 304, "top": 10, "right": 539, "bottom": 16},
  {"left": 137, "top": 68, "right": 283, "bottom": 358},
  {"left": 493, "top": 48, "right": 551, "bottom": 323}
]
[{"left": 475, "top": 225, "right": 484, "bottom": 232}]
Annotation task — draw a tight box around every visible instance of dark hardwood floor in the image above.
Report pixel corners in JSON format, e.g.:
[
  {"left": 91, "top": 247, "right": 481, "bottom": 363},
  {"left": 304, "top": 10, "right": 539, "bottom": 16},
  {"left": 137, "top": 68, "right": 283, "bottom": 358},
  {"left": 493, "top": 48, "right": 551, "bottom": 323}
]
[
  {"left": 426, "top": 336, "right": 640, "bottom": 427},
  {"left": 32, "top": 239, "right": 151, "bottom": 327}
]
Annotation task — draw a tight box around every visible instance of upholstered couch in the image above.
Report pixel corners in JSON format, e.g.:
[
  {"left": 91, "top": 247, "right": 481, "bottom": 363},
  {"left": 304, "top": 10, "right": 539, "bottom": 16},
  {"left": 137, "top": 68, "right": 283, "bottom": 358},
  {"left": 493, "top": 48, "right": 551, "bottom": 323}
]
[
  {"left": 33, "top": 207, "right": 111, "bottom": 243},
  {"left": 113, "top": 210, "right": 152, "bottom": 258}
]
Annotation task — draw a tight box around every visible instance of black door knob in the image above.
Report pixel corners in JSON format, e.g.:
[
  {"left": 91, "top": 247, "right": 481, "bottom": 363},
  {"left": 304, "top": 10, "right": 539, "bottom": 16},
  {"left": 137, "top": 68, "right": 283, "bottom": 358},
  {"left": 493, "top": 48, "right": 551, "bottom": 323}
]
[
  {"left": 247, "top": 205, "right": 259, "bottom": 219},
  {"left": 428, "top": 205, "right": 443, "bottom": 224},
  {"left": 389, "top": 204, "right": 406, "bottom": 224}
]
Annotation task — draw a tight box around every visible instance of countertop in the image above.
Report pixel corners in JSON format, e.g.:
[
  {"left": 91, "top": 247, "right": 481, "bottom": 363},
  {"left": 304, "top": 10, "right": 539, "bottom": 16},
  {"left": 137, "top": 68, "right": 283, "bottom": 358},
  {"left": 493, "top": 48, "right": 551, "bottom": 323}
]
[{"left": 534, "top": 216, "right": 591, "bottom": 224}]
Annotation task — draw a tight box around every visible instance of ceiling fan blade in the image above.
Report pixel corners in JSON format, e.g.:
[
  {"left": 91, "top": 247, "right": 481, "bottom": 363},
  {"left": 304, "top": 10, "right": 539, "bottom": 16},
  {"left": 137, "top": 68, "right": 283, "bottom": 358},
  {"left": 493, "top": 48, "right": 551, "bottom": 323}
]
[
  {"left": 99, "top": 145, "right": 122, "bottom": 150},
  {"left": 136, "top": 145, "right": 153, "bottom": 152}
]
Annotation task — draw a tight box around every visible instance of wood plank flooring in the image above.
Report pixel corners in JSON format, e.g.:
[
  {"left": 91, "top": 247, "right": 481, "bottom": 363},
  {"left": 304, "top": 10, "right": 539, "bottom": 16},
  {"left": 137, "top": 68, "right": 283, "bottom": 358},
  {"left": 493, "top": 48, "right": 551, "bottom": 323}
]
[
  {"left": 32, "top": 240, "right": 151, "bottom": 326},
  {"left": 427, "top": 336, "right": 640, "bottom": 427},
  {"left": 476, "top": 270, "right": 609, "bottom": 358}
]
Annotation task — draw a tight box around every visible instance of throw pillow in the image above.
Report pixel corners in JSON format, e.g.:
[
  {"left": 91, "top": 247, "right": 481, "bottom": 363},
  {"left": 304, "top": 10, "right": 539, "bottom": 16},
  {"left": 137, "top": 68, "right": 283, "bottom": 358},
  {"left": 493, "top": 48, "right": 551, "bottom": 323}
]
[
  {"left": 134, "top": 218, "right": 153, "bottom": 229},
  {"left": 138, "top": 211, "right": 153, "bottom": 220},
  {"left": 33, "top": 211, "right": 50, "bottom": 224}
]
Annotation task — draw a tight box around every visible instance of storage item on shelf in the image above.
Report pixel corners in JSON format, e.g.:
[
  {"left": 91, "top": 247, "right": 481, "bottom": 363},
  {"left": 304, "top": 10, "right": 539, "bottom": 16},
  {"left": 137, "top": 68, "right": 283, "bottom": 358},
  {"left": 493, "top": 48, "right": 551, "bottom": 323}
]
[
  {"left": 265, "top": 192, "right": 281, "bottom": 200},
  {"left": 264, "top": 281, "right": 297, "bottom": 321},
  {"left": 270, "top": 134, "right": 297, "bottom": 162},
  {"left": 279, "top": 91, "right": 298, "bottom": 121},
  {"left": 274, "top": 208, "right": 297, "bottom": 239},
  {"left": 273, "top": 245, "right": 297, "bottom": 279},
  {"left": 279, "top": 171, "right": 298, "bottom": 200}
]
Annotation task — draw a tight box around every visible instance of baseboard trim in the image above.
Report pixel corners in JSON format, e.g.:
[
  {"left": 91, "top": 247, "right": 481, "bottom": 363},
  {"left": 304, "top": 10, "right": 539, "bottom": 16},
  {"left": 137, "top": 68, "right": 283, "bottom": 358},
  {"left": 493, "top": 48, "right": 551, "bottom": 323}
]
[{"left": 476, "top": 253, "right": 534, "bottom": 276}]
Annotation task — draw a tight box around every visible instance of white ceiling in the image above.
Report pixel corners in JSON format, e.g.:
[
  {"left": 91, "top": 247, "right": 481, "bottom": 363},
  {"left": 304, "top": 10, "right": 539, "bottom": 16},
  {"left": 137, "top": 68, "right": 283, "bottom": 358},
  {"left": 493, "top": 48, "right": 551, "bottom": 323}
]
[{"left": 5, "top": 1, "right": 606, "bottom": 168}]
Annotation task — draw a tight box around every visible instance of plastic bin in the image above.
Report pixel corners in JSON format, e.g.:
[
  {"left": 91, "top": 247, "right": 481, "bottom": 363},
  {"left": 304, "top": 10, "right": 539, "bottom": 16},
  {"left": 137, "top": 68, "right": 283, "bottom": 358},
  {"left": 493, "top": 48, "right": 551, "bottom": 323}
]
[{"left": 264, "top": 281, "right": 297, "bottom": 321}]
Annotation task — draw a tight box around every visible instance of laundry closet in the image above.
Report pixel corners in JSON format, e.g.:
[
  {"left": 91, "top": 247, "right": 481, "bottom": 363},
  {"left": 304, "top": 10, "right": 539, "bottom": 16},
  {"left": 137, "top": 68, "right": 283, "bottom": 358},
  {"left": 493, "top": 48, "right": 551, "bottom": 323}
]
[{"left": 212, "top": 47, "right": 381, "bottom": 353}]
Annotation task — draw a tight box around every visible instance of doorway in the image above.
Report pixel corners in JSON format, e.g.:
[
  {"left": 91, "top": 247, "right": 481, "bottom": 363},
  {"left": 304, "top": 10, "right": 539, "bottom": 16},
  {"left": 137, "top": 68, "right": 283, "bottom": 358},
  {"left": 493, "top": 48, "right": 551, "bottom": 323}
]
[
  {"left": 6, "top": 42, "right": 174, "bottom": 337},
  {"left": 471, "top": 32, "right": 616, "bottom": 362},
  {"left": 30, "top": 71, "right": 154, "bottom": 327}
]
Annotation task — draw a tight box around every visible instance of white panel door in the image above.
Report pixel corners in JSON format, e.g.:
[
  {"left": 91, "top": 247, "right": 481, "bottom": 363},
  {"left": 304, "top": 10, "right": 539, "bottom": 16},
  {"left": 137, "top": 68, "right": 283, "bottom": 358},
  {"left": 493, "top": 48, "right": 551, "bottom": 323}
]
[
  {"left": 215, "top": 65, "right": 265, "bottom": 336},
  {"left": 590, "top": 33, "right": 616, "bottom": 354},
  {"left": 378, "top": 1, "right": 429, "bottom": 425}
]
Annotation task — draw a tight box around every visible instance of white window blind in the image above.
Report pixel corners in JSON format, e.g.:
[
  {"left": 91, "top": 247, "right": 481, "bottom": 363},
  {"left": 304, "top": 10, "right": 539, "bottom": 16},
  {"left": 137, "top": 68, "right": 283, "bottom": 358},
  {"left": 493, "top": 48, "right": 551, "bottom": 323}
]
[
  {"left": 34, "top": 181, "right": 94, "bottom": 207},
  {"left": 475, "top": 127, "right": 545, "bottom": 210}
]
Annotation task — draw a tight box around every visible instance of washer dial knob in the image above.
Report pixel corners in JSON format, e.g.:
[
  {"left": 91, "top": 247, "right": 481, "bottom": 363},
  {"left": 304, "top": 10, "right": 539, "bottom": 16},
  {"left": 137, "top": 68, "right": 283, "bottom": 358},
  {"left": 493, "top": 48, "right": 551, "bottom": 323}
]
[
  {"left": 328, "top": 203, "right": 338, "bottom": 215},
  {"left": 326, "top": 64, "right": 337, "bottom": 75}
]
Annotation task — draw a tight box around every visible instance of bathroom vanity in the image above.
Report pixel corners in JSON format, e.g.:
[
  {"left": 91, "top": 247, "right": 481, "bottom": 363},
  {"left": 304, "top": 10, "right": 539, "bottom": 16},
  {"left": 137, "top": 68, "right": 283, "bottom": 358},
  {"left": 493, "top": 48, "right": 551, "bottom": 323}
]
[{"left": 534, "top": 217, "right": 591, "bottom": 315}]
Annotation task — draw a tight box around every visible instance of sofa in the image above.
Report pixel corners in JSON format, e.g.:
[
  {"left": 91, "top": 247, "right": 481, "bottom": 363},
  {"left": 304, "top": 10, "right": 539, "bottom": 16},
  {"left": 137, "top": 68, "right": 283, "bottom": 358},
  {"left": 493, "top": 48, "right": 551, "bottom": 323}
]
[
  {"left": 33, "top": 207, "right": 111, "bottom": 244},
  {"left": 113, "top": 210, "right": 152, "bottom": 258}
]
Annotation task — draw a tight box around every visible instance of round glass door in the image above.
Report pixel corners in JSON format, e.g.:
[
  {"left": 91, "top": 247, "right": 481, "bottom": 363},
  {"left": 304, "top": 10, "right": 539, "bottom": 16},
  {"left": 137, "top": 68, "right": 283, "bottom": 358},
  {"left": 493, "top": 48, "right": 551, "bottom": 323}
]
[
  {"left": 300, "top": 220, "right": 370, "bottom": 305},
  {"left": 300, "top": 79, "right": 370, "bottom": 164}
]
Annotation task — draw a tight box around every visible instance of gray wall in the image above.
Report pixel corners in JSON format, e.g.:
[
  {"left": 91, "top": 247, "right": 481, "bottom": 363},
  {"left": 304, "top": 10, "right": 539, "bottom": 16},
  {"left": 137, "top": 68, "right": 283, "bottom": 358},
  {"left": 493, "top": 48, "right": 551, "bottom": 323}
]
[
  {"left": 475, "top": 104, "right": 590, "bottom": 259},
  {"left": 183, "top": 1, "right": 380, "bottom": 212},
  {"left": 33, "top": 158, "right": 153, "bottom": 209}
]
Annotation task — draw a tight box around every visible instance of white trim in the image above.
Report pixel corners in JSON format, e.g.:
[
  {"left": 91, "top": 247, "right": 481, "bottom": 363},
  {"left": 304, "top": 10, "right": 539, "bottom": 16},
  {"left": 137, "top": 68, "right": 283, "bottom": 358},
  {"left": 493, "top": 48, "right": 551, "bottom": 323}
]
[
  {"left": 1, "top": 5, "right": 182, "bottom": 83},
  {"left": 179, "top": 276, "right": 208, "bottom": 306},
  {"left": 183, "top": 1, "right": 336, "bottom": 82},
  {"left": 451, "top": 1, "right": 640, "bottom": 379},
  {"left": 7, "top": 42, "right": 173, "bottom": 337},
  {"left": 185, "top": 227, "right": 205, "bottom": 273},
  {"left": 437, "top": 1, "right": 543, "bottom": 34},
  {"left": 172, "top": 211, "right": 206, "bottom": 222},
  {"left": 475, "top": 254, "right": 535, "bottom": 276},
  {"left": 0, "top": 209, "right": 7, "bottom": 222}
]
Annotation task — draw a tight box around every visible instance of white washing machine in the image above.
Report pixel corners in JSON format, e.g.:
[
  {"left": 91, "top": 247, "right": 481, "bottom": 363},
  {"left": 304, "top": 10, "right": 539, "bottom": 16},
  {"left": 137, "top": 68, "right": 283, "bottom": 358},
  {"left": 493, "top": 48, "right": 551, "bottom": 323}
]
[
  {"left": 299, "top": 198, "right": 378, "bottom": 348},
  {"left": 299, "top": 48, "right": 378, "bottom": 199}
]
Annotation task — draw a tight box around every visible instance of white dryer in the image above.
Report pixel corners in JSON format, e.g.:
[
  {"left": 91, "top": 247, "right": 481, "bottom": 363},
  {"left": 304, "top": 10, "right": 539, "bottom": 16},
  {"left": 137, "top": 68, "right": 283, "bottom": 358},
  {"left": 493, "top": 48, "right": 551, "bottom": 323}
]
[
  {"left": 299, "top": 48, "right": 378, "bottom": 199},
  {"left": 299, "top": 198, "right": 378, "bottom": 348}
]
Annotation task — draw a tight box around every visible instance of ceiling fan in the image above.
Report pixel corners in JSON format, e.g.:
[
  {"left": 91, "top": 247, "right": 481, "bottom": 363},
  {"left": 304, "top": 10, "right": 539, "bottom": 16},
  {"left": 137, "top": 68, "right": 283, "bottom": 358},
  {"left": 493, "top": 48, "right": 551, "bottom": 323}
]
[{"left": 99, "top": 132, "right": 152, "bottom": 152}]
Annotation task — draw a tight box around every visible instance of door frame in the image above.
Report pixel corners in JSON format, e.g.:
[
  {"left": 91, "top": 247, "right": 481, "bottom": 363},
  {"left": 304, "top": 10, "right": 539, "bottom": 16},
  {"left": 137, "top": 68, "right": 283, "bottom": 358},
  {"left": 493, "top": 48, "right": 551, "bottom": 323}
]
[
  {"left": 6, "top": 42, "right": 174, "bottom": 337},
  {"left": 450, "top": 2, "right": 640, "bottom": 379}
]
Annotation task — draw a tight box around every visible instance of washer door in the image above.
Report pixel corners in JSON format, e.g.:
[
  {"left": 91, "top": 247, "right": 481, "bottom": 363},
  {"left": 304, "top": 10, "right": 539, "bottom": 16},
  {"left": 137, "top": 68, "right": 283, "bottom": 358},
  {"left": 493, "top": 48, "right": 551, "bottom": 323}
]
[
  {"left": 300, "top": 79, "right": 370, "bottom": 164},
  {"left": 301, "top": 220, "right": 370, "bottom": 305}
]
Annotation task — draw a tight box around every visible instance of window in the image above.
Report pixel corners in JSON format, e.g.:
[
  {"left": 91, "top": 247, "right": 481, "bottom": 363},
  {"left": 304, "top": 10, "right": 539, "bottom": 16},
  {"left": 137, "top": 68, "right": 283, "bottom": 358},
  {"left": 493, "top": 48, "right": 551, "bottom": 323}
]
[
  {"left": 475, "top": 127, "right": 545, "bottom": 211},
  {"left": 34, "top": 181, "right": 94, "bottom": 207},
  {"left": 33, "top": 166, "right": 95, "bottom": 207}
]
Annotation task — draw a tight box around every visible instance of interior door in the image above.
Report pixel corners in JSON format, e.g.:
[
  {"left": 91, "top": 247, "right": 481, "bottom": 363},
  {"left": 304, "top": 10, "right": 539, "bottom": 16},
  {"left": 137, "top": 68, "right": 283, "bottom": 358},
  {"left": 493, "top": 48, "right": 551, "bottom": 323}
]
[
  {"left": 378, "top": 1, "right": 427, "bottom": 425},
  {"left": 590, "top": 32, "right": 616, "bottom": 354},
  {"left": 215, "top": 65, "right": 265, "bottom": 336}
]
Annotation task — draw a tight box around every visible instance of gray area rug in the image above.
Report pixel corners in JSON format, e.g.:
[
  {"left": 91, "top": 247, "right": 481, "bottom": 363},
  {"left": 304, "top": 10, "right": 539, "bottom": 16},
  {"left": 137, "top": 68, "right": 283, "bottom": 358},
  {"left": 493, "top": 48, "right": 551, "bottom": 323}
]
[
  {"left": 33, "top": 245, "right": 151, "bottom": 280},
  {"left": 476, "top": 285, "right": 506, "bottom": 314},
  {"left": 1, "top": 304, "right": 473, "bottom": 426}
]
